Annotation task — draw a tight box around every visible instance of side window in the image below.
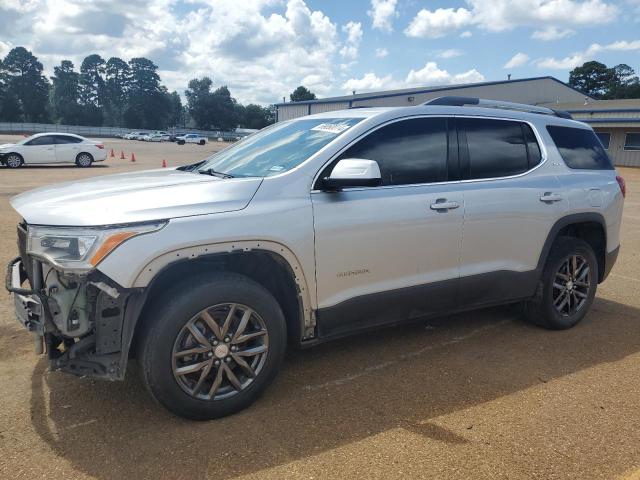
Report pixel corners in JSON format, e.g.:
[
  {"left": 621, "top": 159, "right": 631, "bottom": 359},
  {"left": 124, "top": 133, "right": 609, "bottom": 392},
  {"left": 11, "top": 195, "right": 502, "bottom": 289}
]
[
  {"left": 336, "top": 117, "right": 449, "bottom": 186},
  {"left": 54, "top": 135, "right": 82, "bottom": 144},
  {"left": 546, "top": 125, "right": 614, "bottom": 170},
  {"left": 461, "top": 118, "right": 532, "bottom": 179},
  {"left": 26, "top": 136, "right": 55, "bottom": 146}
]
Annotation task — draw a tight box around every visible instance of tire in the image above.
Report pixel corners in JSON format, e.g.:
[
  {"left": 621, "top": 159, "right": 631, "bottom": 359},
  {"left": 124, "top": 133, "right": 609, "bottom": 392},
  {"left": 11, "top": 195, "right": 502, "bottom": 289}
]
[
  {"left": 76, "top": 152, "right": 93, "bottom": 168},
  {"left": 139, "top": 272, "right": 287, "bottom": 420},
  {"left": 4, "top": 153, "right": 23, "bottom": 168},
  {"left": 198, "top": 139, "right": 205, "bottom": 145},
  {"left": 524, "top": 237, "right": 598, "bottom": 330}
]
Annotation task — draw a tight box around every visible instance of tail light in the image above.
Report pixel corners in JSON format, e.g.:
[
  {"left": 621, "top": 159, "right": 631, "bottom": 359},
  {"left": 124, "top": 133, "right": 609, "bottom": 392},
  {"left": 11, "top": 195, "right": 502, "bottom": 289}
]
[
  {"left": 96, "top": 144, "right": 104, "bottom": 150},
  {"left": 616, "top": 175, "right": 626, "bottom": 198}
]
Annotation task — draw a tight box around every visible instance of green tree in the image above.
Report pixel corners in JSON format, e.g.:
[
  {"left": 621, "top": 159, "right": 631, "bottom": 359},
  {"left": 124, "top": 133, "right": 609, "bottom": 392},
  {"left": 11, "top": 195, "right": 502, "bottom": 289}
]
[
  {"left": 289, "top": 85, "right": 316, "bottom": 102},
  {"left": 124, "top": 57, "right": 170, "bottom": 129},
  {"left": 185, "top": 77, "right": 215, "bottom": 129},
  {"left": 167, "top": 90, "right": 184, "bottom": 127},
  {"left": 78, "top": 54, "right": 106, "bottom": 125},
  {"left": 103, "top": 57, "right": 130, "bottom": 126},
  {"left": 50, "top": 60, "right": 81, "bottom": 124},
  {"left": 1, "top": 46, "right": 50, "bottom": 122},
  {"left": 568, "top": 61, "right": 640, "bottom": 99},
  {"left": 240, "top": 103, "right": 274, "bottom": 129},
  {"left": 607, "top": 64, "right": 640, "bottom": 99}
]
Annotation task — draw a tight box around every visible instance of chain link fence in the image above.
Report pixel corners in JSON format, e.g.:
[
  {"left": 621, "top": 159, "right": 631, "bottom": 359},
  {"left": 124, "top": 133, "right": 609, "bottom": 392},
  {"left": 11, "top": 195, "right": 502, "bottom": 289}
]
[{"left": 0, "top": 122, "right": 248, "bottom": 141}]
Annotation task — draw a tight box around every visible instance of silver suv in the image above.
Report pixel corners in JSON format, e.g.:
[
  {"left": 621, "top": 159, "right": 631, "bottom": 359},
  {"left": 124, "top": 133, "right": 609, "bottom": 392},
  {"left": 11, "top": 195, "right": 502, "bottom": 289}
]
[{"left": 6, "top": 97, "right": 625, "bottom": 420}]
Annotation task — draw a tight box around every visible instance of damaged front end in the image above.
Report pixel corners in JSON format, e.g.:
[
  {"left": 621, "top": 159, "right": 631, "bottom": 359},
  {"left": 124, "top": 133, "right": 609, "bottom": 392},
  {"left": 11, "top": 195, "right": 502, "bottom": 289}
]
[{"left": 5, "top": 221, "right": 156, "bottom": 380}]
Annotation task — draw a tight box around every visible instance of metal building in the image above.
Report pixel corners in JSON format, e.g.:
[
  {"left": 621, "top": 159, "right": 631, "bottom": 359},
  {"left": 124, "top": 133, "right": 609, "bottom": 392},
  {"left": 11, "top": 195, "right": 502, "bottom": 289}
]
[{"left": 275, "top": 76, "right": 589, "bottom": 122}]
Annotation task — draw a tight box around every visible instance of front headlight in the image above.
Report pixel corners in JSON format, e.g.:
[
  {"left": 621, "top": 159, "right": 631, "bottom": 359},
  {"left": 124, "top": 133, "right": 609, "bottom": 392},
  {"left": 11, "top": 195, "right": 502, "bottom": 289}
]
[{"left": 27, "top": 221, "right": 166, "bottom": 272}]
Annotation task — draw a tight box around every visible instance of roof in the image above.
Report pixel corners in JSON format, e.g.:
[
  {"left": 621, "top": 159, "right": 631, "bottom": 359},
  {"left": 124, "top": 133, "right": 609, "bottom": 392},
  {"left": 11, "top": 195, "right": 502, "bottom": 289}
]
[{"left": 276, "top": 76, "right": 591, "bottom": 107}]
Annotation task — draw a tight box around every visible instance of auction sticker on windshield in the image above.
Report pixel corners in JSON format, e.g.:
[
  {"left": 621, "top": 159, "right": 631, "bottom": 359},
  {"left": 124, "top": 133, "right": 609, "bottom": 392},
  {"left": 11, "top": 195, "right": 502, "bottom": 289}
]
[{"left": 310, "top": 123, "right": 353, "bottom": 134}]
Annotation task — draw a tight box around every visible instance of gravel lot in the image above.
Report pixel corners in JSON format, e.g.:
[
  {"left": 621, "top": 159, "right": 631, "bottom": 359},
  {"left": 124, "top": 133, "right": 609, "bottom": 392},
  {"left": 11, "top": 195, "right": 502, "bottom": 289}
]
[{"left": 1, "top": 134, "right": 639, "bottom": 480}]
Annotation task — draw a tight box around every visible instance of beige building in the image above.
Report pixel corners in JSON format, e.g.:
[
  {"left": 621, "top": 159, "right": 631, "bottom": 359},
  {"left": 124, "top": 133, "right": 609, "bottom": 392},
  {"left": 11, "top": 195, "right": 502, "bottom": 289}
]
[{"left": 275, "top": 76, "right": 640, "bottom": 167}]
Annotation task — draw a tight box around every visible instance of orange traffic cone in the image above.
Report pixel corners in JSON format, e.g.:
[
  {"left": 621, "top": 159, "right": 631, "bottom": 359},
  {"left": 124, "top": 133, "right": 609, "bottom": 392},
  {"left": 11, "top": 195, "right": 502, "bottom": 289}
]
[
  {"left": 109, "top": 148, "right": 115, "bottom": 158},
  {"left": 130, "top": 152, "right": 136, "bottom": 162},
  {"left": 161, "top": 159, "right": 167, "bottom": 168},
  {"left": 120, "top": 151, "right": 125, "bottom": 159}
]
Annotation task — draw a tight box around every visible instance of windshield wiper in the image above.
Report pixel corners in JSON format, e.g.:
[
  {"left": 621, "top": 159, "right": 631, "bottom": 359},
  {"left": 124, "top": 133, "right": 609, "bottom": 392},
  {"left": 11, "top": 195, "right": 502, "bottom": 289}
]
[{"left": 198, "top": 168, "right": 235, "bottom": 179}]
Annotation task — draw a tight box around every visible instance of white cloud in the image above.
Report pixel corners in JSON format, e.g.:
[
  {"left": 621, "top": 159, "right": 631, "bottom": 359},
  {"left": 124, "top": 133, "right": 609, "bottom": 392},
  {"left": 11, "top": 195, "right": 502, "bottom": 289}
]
[
  {"left": 339, "top": 21, "right": 362, "bottom": 60},
  {"left": 367, "top": 0, "right": 398, "bottom": 32},
  {"left": 535, "top": 40, "right": 640, "bottom": 69},
  {"left": 405, "top": 8, "right": 474, "bottom": 39},
  {"left": 405, "top": 0, "right": 618, "bottom": 38},
  {"left": 374, "top": 47, "right": 389, "bottom": 58},
  {"left": 342, "top": 72, "right": 395, "bottom": 92},
  {"left": 531, "top": 26, "right": 575, "bottom": 41},
  {"left": 438, "top": 48, "right": 465, "bottom": 58},
  {"left": 406, "top": 62, "right": 484, "bottom": 86},
  {"left": 504, "top": 52, "right": 530, "bottom": 68},
  {"left": 460, "top": 30, "right": 473, "bottom": 38}
]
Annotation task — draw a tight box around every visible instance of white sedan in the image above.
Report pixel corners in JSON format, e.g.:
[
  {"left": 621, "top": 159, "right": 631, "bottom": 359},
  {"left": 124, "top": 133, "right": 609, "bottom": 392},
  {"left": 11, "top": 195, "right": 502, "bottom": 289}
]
[
  {"left": 0, "top": 133, "right": 107, "bottom": 168},
  {"left": 176, "top": 134, "right": 208, "bottom": 145}
]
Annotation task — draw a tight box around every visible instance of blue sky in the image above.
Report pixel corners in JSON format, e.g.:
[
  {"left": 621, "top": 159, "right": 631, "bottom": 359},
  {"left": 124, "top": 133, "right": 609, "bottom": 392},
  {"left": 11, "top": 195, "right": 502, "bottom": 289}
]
[{"left": 1, "top": 0, "right": 639, "bottom": 104}]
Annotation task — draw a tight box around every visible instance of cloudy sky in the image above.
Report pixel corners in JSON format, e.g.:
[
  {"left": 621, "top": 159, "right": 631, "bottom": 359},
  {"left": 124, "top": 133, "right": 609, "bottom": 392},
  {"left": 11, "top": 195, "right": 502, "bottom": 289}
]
[{"left": 1, "top": 0, "right": 639, "bottom": 104}]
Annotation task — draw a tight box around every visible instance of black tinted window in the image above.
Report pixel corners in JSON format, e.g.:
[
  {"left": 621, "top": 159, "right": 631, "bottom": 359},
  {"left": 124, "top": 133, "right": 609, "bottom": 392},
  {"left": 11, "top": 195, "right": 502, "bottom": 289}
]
[
  {"left": 338, "top": 117, "right": 448, "bottom": 186},
  {"left": 462, "top": 119, "right": 531, "bottom": 179},
  {"left": 54, "top": 135, "right": 82, "bottom": 144},
  {"left": 26, "top": 136, "right": 55, "bottom": 146},
  {"left": 596, "top": 132, "right": 611, "bottom": 150},
  {"left": 547, "top": 126, "right": 614, "bottom": 170}
]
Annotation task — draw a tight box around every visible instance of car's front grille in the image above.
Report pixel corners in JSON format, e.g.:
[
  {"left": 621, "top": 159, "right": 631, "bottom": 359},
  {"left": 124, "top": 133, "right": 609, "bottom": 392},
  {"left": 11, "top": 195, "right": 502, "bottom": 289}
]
[{"left": 16, "top": 222, "right": 34, "bottom": 284}]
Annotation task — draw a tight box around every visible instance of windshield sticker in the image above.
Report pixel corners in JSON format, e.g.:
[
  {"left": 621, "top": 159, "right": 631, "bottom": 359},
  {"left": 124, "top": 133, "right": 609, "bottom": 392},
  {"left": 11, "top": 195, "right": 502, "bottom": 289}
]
[
  {"left": 268, "top": 165, "right": 285, "bottom": 172},
  {"left": 310, "top": 123, "right": 352, "bottom": 134}
]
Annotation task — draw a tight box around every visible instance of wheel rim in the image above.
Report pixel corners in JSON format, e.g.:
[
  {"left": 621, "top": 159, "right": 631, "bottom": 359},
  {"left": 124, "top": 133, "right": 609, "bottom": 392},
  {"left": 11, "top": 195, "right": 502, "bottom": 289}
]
[
  {"left": 7, "top": 155, "right": 20, "bottom": 167},
  {"left": 78, "top": 154, "right": 91, "bottom": 166},
  {"left": 172, "top": 303, "right": 269, "bottom": 401},
  {"left": 552, "top": 254, "right": 591, "bottom": 317}
]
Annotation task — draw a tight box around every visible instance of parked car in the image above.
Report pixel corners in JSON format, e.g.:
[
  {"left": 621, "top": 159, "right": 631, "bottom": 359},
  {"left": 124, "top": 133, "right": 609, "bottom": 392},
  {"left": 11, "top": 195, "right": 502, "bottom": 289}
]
[
  {"left": 0, "top": 133, "right": 106, "bottom": 168},
  {"left": 176, "top": 133, "right": 207, "bottom": 145},
  {"left": 149, "top": 133, "right": 171, "bottom": 142},
  {"left": 124, "top": 131, "right": 143, "bottom": 140},
  {"left": 6, "top": 98, "right": 624, "bottom": 420}
]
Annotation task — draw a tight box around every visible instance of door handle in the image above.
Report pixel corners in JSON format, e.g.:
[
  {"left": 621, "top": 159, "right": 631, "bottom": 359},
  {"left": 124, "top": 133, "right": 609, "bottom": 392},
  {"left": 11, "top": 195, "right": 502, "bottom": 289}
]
[
  {"left": 430, "top": 199, "right": 460, "bottom": 211},
  {"left": 539, "top": 192, "right": 562, "bottom": 203}
]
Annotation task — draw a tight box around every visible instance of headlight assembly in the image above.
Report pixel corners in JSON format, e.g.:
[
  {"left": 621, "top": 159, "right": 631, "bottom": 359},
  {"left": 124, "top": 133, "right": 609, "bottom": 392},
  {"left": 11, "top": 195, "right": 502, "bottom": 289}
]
[{"left": 27, "top": 221, "right": 166, "bottom": 272}]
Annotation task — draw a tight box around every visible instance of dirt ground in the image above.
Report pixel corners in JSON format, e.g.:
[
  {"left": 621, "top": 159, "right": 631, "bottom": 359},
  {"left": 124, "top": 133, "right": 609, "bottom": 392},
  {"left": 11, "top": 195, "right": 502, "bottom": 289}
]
[{"left": 0, "top": 134, "right": 639, "bottom": 480}]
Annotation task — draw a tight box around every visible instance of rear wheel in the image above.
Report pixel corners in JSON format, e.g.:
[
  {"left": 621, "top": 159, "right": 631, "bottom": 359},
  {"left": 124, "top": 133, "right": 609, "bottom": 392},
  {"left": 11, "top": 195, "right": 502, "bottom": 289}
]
[
  {"left": 524, "top": 237, "right": 598, "bottom": 329},
  {"left": 139, "top": 272, "right": 287, "bottom": 420},
  {"left": 198, "top": 139, "right": 205, "bottom": 145},
  {"left": 76, "top": 152, "right": 93, "bottom": 167},
  {"left": 5, "top": 153, "right": 23, "bottom": 168}
]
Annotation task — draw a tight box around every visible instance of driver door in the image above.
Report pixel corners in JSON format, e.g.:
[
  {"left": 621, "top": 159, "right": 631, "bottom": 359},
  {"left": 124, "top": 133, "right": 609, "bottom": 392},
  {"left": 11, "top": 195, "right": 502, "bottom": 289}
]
[
  {"left": 23, "top": 135, "right": 57, "bottom": 164},
  {"left": 311, "top": 117, "right": 463, "bottom": 338}
]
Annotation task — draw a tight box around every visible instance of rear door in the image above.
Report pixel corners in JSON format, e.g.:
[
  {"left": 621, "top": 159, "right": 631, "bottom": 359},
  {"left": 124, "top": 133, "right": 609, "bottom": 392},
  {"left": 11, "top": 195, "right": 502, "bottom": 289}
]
[
  {"left": 22, "top": 135, "right": 56, "bottom": 163},
  {"left": 53, "top": 135, "right": 83, "bottom": 162},
  {"left": 456, "top": 117, "right": 567, "bottom": 306},
  {"left": 311, "top": 116, "right": 464, "bottom": 337}
]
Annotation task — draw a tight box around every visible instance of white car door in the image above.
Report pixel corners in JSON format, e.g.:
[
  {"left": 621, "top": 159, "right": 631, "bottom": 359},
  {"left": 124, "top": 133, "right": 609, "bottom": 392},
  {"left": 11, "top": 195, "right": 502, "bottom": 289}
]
[
  {"left": 53, "top": 135, "right": 82, "bottom": 162},
  {"left": 21, "top": 135, "right": 57, "bottom": 164},
  {"left": 311, "top": 117, "right": 463, "bottom": 337}
]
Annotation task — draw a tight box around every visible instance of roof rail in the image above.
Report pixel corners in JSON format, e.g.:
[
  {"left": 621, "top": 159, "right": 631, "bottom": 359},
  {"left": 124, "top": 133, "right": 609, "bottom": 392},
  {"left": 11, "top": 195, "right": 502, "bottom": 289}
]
[{"left": 422, "top": 96, "right": 573, "bottom": 119}]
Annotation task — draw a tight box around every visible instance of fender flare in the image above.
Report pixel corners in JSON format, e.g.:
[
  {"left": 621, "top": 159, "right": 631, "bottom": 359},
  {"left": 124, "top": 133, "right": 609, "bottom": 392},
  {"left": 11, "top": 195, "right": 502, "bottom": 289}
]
[
  {"left": 535, "top": 212, "right": 607, "bottom": 274},
  {"left": 132, "top": 240, "right": 315, "bottom": 335}
]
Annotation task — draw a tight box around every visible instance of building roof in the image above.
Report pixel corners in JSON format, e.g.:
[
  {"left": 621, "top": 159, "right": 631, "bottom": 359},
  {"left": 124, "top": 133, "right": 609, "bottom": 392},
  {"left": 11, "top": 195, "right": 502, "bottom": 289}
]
[
  {"left": 276, "top": 76, "right": 590, "bottom": 107},
  {"left": 542, "top": 99, "right": 640, "bottom": 127}
]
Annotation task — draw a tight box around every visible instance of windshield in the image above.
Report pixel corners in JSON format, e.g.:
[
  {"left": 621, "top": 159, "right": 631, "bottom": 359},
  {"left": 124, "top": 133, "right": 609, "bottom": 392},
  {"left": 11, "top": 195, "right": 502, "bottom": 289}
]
[{"left": 196, "top": 117, "right": 362, "bottom": 177}]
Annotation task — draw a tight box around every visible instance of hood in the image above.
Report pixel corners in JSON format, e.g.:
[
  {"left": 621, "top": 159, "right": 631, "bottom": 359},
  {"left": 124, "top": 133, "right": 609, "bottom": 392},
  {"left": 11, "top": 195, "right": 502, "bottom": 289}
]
[
  {"left": 11, "top": 168, "right": 263, "bottom": 226},
  {"left": 0, "top": 143, "right": 17, "bottom": 151}
]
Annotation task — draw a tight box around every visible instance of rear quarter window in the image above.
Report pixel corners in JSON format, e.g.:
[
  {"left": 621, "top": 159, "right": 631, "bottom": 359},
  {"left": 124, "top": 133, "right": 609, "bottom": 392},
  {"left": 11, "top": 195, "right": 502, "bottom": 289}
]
[{"left": 546, "top": 125, "right": 614, "bottom": 170}]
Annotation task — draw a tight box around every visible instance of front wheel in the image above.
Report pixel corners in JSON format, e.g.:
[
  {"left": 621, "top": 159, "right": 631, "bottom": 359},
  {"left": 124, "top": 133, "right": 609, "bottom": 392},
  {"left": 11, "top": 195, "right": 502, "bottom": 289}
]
[
  {"left": 198, "top": 139, "right": 205, "bottom": 145},
  {"left": 4, "top": 153, "right": 23, "bottom": 168},
  {"left": 76, "top": 152, "right": 93, "bottom": 167},
  {"left": 139, "top": 272, "right": 287, "bottom": 420},
  {"left": 524, "top": 237, "right": 598, "bottom": 330}
]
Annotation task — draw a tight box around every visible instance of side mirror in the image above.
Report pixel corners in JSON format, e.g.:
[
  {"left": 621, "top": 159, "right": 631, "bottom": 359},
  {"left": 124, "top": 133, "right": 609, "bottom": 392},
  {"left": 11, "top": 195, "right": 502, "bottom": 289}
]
[{"left": 320, "top": 158, "right": 382, "bottom": 190}]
